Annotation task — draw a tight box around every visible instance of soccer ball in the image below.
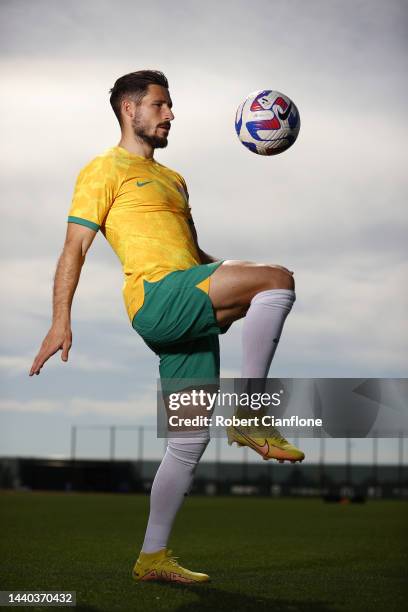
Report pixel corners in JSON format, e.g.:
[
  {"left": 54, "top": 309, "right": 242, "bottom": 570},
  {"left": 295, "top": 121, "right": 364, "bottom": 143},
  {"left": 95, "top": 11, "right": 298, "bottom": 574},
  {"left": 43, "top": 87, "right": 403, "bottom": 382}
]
[{"left": 235, "top": 89, "right": 301, "bottom": 155}]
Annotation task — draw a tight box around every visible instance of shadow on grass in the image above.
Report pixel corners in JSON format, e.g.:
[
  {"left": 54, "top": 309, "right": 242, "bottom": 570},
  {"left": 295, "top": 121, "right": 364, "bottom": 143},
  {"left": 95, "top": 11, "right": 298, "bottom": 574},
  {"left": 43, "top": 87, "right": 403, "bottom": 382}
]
[{"left": 152, "top": 582, "right": 338, "bottom": 612}]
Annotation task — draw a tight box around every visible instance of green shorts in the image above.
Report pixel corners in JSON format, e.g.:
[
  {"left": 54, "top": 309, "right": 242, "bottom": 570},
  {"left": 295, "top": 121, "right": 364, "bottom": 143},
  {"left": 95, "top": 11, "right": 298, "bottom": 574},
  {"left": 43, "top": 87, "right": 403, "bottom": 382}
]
[{"left": 132, "top": 261, "right": 231, "bottom": 389}]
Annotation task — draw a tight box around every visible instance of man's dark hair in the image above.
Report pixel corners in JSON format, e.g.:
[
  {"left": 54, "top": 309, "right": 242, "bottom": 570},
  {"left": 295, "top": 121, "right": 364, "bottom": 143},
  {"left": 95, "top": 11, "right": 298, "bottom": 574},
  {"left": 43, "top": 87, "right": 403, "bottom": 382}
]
[{"left": 109, "top": 70, "right": 169, "bottom": 127}]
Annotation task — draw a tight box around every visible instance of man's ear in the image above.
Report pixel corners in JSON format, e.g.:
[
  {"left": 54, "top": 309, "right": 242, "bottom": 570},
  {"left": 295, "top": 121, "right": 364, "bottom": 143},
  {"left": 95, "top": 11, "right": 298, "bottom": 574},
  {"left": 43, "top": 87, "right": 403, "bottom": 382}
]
[{"left": 121, "top": 97, "right": 136, "bottom": 122}]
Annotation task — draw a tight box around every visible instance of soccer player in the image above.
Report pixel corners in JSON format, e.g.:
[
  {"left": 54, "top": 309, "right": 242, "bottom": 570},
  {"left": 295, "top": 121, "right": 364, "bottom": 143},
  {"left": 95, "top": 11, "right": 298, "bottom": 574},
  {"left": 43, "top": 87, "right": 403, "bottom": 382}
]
[{"left": 29, "top": 70, "right": 304, "bottom": 584}]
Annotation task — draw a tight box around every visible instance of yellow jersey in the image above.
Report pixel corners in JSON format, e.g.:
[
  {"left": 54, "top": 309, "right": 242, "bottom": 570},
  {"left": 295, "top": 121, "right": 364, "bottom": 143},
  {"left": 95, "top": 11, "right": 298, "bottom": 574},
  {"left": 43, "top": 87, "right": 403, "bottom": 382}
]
[{"left": 67, "top": 146, "right": 201, "bottom": 323}]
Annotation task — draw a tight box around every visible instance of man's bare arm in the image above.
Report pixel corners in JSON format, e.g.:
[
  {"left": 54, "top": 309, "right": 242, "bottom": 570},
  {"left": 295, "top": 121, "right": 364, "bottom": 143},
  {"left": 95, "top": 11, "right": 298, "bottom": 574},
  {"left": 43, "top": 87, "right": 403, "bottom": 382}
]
[
  {"left": 188, "top": 216, "right": 219, "bottom": 264},
  {"left": 29, "top": 223, "right": 97, "bottom": 376}
]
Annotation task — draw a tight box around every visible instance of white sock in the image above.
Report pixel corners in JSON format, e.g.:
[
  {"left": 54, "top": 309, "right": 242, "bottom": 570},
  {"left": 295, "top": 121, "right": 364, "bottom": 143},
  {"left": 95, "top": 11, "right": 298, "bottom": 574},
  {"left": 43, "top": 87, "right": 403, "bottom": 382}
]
[
  {"left": 141, "top": 433, "right": 210, "bottom": 554},
  {"left": 241, "top": 289, "right": 296, "bottom": 378}
]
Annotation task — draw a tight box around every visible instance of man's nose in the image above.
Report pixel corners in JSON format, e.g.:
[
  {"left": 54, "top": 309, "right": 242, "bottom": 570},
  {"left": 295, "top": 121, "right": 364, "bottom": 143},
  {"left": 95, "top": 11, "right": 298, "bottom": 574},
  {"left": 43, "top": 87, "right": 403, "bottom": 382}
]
[{"left": 163, "top": 107, "right": 174, "bottom": 121}]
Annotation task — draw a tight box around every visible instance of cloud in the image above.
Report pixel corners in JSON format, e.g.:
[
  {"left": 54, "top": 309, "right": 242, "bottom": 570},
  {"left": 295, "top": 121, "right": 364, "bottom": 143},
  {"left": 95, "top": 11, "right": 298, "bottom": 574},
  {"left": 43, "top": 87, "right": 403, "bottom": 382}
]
[
  {"left": 0, "top": 352, "right": 132, "bottom": 376},
  {"left": 2, "top": 1, "right": 406, "bottom": 82},
  {"left": 1, "top": 257, "right": 125, "bottom": 322},
  {"left": 0, "top": 399, "right": 58, "bottom": 414},
  {"left": 68, "top": 393, "right": 155, "bottom": 417},
  {"left": 0, "top": 390, "right": 157, "bottom": 418}
]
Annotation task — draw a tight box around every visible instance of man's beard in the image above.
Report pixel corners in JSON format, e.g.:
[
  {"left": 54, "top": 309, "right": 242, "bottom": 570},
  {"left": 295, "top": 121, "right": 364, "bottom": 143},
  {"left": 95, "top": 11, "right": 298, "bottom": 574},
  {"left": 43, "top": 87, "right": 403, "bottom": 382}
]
[{"left": 131, "top": 117, "right": 169, "bottom": 149}]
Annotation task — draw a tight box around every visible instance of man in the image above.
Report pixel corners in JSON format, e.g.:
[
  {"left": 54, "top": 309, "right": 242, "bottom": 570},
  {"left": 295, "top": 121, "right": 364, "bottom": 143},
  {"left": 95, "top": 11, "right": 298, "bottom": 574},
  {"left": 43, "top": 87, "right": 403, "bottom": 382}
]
[{"left": 29, "top": 70, "right": 304, "bottom": 584}]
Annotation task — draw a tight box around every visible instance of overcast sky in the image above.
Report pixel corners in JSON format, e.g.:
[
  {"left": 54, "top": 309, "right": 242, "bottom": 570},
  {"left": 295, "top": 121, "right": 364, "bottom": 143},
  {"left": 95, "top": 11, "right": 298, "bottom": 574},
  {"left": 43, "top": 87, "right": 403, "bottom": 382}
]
[{"left": 1, "top": 0, "right": 407, "bottom": 464}]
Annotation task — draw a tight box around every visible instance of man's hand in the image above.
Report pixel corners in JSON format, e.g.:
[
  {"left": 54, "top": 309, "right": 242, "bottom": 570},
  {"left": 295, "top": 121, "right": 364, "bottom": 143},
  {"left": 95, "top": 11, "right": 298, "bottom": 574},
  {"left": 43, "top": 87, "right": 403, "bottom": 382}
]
[{"left": 29, "top": 322, "right": 72, "bottom": 376}]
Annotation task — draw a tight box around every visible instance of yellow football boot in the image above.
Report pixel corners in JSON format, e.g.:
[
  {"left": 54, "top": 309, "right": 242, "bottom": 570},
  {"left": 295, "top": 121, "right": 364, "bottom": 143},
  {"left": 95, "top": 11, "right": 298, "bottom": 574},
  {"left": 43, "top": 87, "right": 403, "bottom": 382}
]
[
  {"left": 227, "top": 424, "right": 305, "bottom": 463},
  {"left": 132, "top": 548, "right": 210, "bottom": 584}
]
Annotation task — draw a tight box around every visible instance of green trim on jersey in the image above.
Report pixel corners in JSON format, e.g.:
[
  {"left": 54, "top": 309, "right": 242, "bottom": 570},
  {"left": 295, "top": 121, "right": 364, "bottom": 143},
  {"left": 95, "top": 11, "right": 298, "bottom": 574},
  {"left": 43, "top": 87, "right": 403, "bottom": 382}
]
[{"left": 67, "top": 216, "right": 100, "bottom": 232}]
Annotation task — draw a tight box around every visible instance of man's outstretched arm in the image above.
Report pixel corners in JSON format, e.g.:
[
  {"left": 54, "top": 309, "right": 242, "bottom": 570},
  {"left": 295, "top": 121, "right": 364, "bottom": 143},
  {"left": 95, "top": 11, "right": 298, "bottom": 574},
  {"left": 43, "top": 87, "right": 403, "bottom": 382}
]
[
  {"left": 29, "top": 223, "right": 97, "bottom": 376},
  {"left": 188, "top": 216, "right": 219, "bottom": 264}
]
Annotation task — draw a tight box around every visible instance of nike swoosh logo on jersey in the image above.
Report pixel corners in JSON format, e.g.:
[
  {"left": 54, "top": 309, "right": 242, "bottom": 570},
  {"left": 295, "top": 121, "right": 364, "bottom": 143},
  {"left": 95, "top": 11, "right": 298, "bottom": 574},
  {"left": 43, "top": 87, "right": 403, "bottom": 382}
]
[{"left": 136, "top": 180, "right": 153, "bottom": 187}]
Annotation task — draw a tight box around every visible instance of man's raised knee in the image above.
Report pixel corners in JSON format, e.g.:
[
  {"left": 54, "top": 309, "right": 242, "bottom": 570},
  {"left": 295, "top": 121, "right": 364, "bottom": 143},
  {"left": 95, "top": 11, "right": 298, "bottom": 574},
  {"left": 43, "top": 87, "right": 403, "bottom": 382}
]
[{"left": 265, "top": 266, "right": 295, "bottom": 291}]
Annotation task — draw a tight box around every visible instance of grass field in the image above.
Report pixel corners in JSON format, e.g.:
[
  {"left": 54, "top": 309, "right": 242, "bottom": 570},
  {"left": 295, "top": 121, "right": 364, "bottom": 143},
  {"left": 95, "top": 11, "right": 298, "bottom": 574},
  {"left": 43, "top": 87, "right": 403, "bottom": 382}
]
[{"left": 0, "top": 492, "right": 407, "bottom": 611}]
